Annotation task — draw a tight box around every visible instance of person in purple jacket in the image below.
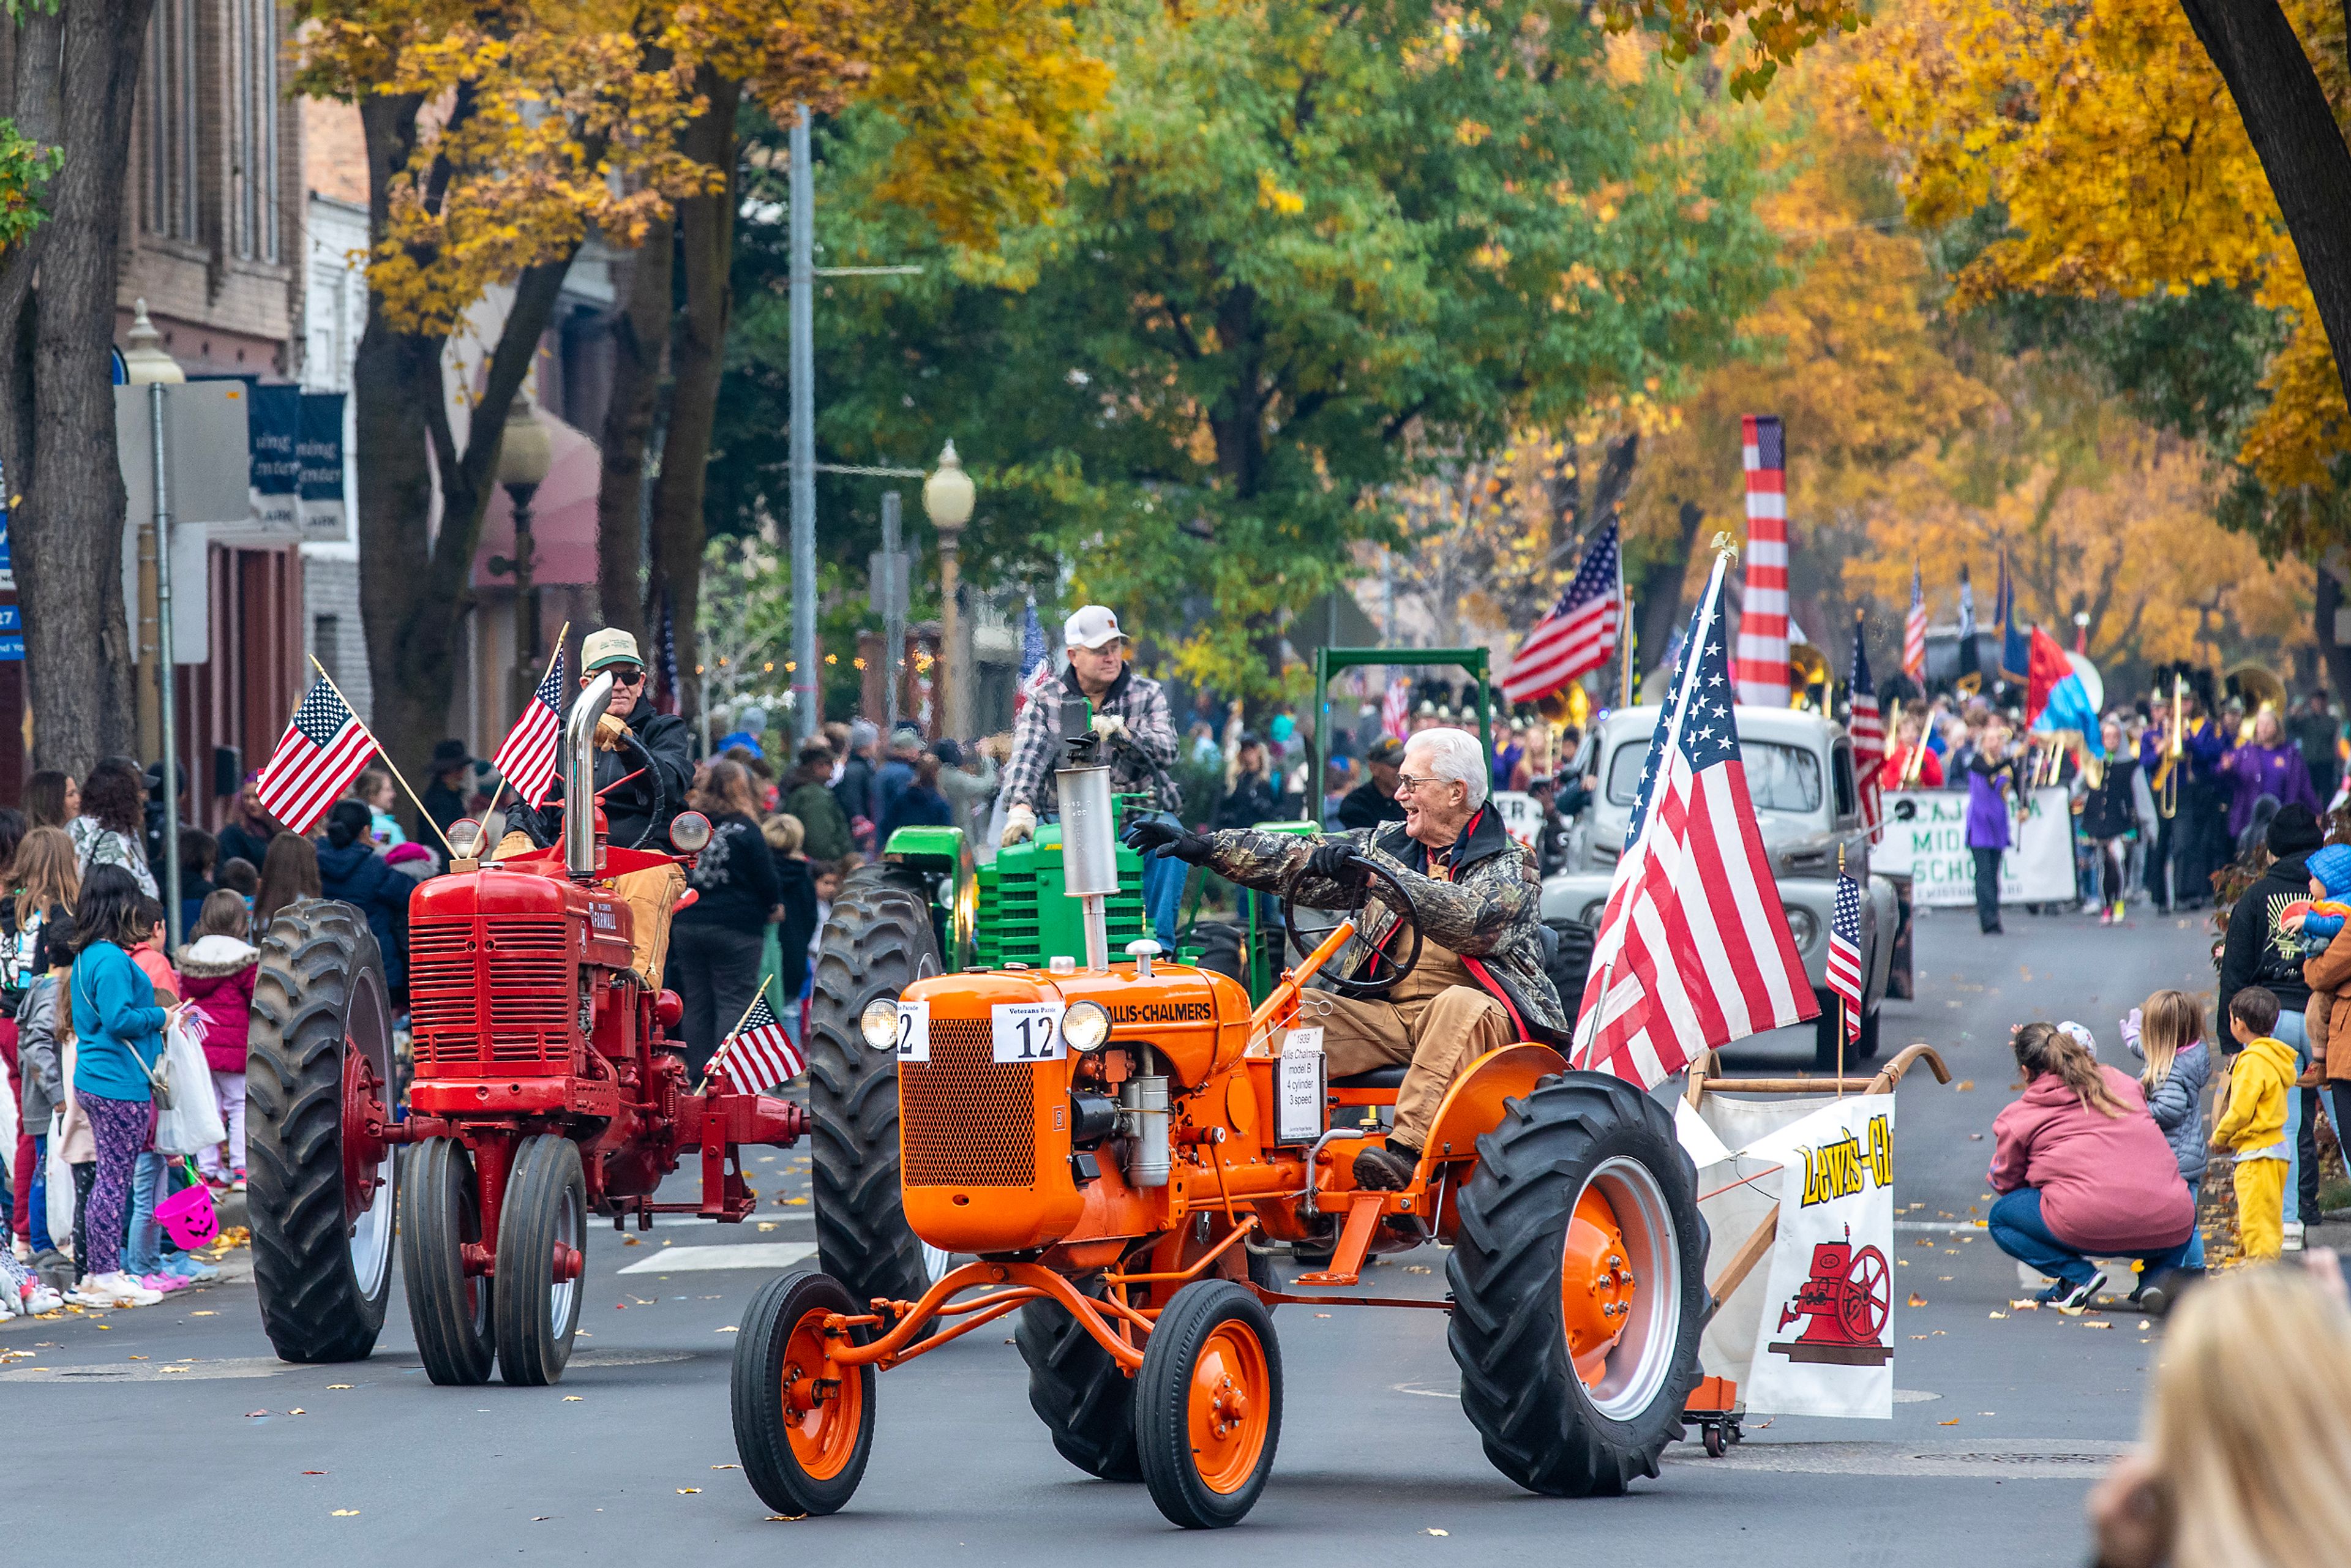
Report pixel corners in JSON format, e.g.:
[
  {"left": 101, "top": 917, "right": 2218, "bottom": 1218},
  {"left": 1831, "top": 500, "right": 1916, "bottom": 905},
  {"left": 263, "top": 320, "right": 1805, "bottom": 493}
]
[
  {"left": 1967, "top": 722, "right": 2023, "bottom": 935},
  {"left": 2220, "top": 706, "right": 2320, "bottom": 843}
]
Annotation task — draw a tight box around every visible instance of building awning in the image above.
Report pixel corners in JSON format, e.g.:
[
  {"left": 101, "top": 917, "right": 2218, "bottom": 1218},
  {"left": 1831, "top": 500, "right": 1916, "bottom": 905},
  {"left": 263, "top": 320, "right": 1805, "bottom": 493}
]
[{"left": 471, "top": 413, "right": 601, "bottom": 590}]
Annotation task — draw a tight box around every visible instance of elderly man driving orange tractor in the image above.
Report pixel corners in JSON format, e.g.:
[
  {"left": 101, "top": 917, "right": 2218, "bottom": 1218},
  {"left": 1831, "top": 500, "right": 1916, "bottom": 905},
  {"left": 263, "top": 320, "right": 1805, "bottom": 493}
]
[{"left": 1126, "top": 726, "right": 1569, "bottom": 1190}]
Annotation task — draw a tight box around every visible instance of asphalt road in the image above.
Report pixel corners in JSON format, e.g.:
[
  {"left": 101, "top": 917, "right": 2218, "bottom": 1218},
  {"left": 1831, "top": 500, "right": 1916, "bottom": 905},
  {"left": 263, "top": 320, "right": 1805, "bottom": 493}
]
[{"left": 3, "top": 903, "right": 2216, "bottom": 1565}]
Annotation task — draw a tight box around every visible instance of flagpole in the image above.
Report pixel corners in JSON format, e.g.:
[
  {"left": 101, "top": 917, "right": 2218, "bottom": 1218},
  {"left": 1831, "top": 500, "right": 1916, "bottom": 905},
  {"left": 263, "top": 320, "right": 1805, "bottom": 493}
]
[
  {"left": 309, "top": 655, "right": 459, "bottom": 860},
  {"left": 1619, "top": 589, "right": 1635, "bottom": 709},
  {"left": 1836, "top": 844, "right": 1847, "bottom": 1098},
  {"left": 696, "top": 989, "right": 772, "bottom": 1095},
  {"left": 470, "top": 625, "right": 570, "bottom": 860}
]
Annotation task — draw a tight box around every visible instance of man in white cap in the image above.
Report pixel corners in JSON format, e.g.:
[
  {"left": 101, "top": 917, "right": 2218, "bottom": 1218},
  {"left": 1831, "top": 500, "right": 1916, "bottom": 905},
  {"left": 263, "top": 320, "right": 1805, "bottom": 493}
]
[{"left": 1000, "top": 605, "right": 1183, "bottom": 941}]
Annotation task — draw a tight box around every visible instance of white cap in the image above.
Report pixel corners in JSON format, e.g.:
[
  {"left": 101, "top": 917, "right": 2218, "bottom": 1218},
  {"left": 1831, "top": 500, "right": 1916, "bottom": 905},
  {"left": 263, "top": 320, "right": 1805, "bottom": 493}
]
[{"left": 1064, "top": 604, "right": 1125, "bottom": 650}]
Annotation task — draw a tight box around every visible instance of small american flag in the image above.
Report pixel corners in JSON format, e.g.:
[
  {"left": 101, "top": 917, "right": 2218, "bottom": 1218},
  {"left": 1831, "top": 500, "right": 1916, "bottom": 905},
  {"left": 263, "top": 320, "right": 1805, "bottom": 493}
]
[
  {"left": 1903, "top": 561, "right": 1927, "bottom": 683},
  {"left": 1847, "top": 615, "right": 1883, "bottom": 836},
  {"left": 1732, "top": 415, "right": 1790, "bottom": 706},
  {"left": 1502, "top": 519, "right": 1621, "bottom": 704},
  {"left": 1382, "top": 676, "right": 1411, "bottom": 741},
  {"left": 1571, "top": 553, "right": 1818, "bottom": 1089},
  {"left": 493, "top": 651, "right": 567, "bottom": 808},
  {"left": 257, "top": 678, "right": 377, "bottom": 836},
  {"left": 1826, "top": 871, "right": 1864, "bottom": 1046},
  {"left": 1014, "top": 595, "right": 1052, "bottom": 713},
  {"left": 708, "top": 992, "right": 804, "bottom": 1093}
]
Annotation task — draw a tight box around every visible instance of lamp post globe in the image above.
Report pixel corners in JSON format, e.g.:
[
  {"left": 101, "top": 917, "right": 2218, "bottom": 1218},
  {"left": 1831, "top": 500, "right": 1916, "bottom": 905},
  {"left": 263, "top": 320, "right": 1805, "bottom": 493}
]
[
  {"left": 924, "top": 440, "right": 977, "bottom": 740},
  {"left": 495, "top": 394, "right": 555, "bottom": 715}
]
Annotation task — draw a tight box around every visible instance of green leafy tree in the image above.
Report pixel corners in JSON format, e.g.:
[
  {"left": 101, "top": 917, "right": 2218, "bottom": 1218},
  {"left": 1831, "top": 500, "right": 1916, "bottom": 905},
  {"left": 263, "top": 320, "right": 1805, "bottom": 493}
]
[{"left": 714, "top": 0, "right": 1783, "bottom": 700}]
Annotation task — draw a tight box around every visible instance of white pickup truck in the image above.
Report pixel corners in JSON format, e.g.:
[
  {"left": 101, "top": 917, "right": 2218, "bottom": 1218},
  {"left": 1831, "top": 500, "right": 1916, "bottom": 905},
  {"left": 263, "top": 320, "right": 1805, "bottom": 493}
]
[{"left": 1541, "top": 704, "right": 1908, "bottom": 1069}]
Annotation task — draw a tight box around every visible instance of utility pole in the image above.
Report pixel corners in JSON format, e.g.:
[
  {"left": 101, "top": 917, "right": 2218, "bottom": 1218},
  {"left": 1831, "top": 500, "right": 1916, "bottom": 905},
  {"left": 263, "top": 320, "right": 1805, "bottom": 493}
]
[
  {"left": 872, "top": 492, "right": 910, "bottom": 737},
  {"left": 790, "top": 103, "right": 818, "bottom": 741}
]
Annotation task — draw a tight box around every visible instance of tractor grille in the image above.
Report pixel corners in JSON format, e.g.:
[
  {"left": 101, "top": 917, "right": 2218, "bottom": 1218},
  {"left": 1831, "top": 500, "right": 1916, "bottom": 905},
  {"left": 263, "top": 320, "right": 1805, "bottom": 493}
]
[
  {"left": 901, "top": 1018, "right": 1035, "bottom": 1187},
  {"left": 409, "top": 917, "right": 574, "bottom": 1074}
]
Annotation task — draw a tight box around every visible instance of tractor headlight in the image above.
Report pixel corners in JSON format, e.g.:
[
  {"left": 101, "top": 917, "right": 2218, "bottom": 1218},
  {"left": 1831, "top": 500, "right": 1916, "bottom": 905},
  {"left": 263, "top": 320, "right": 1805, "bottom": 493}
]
[
  {"left": 1785, "top": 907, "right": 1819, "bottom": 950},
  {"left": 1061, "top": 1000, "right": 1112, "bottom": 1054},
  {"left": 860, "top": 999, "right": 901, "bottom": 1051},
  {"left": 669, "top": 811, "right": 713, "bottom": 853}
]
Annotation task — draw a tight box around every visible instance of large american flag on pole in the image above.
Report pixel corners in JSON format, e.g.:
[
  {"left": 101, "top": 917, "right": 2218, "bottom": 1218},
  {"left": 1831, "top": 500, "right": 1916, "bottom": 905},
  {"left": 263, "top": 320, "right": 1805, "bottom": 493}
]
[
  {"left": 1013, "top": 595, "right": 1053, "bottom": 714},
  {"left": 1502, "top": 519, "right": 1621, "bottom": 705},
  {"left": 1826, "top": 870, "right": 1864, "bottom": 1048},
  {"left": 256, "top": 678, "right": 377, "bottom": 836},
  {"left": 1847, "top": 612, "right": 1883, "bottom": 837},
  {"left": 1732, "top": 415, "right": 1790, "bottom": 706},
  {"left": 492, "top": 650, "right": 567, "bottom": 808},
  {"left": 1571, "top": 553, "right": 1818, "bottom": 1089},
  {"left": 1381, "top": 676, "right": 1411, "bottom": 741},
  {"left": 1903, "top": 561, "right": 1927, "bottom": 683},
  {"left": 708, "top": 992, "right": 805, "bottom": 1093}
]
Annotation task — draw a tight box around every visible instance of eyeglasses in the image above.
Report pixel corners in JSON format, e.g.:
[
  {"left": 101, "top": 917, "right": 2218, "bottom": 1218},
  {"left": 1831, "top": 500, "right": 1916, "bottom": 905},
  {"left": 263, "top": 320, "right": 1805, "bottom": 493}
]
[
  {"left": 1394, "top": 773, "right": 1457, "bottom": 797},
  {"left": 606, "top": 666, "right": 647, "bottom": 686}
]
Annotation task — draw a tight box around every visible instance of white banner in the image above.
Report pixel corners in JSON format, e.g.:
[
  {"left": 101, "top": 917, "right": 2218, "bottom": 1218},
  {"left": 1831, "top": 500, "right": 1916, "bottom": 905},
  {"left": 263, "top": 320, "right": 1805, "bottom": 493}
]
[
  {"left": 1743, "top": 1094, "right": 1897, "bottom": 1420},
  {"left": 1490, "top": 789, "right": 1540, "bottom": 851},
  {"left": 1874, "top": 786, "right": 2074, "bottom": 906}
]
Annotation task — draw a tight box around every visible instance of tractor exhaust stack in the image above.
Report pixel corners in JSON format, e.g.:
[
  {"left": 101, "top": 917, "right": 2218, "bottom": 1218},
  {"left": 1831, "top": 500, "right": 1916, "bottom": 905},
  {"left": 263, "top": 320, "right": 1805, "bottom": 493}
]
[
  {"left": 1056, "top": 762, "right": 1117, "bottom": 971},
  {"left": 563, "top": 673, "right": 615, "bottom": 882}
]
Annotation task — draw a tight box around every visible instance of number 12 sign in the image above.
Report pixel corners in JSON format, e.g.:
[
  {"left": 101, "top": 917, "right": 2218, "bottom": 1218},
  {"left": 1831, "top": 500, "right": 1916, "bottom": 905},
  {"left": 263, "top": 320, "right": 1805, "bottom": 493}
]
[{"left": 992, "top": 1001, "right": 1067, "bottom": 1063}]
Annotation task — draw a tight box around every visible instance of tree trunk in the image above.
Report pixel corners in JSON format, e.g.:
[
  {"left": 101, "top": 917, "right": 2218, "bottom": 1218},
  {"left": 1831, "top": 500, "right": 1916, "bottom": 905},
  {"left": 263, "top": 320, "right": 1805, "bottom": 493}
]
[
  {"left": 2315, "top": 566, "right": 2351, "bottom": 700},
  {"left": 644, "top": 72, "right": 741, "bottom": 725},
  {"left": 354, "top": 94, "right": 579, "bottom": 778},
  {"left": 1631, "top": 500, "right": 1708, "bottom": 683},
  {"left": 16, "top": 0, "right": 152, "bottom": 774},
  {"left": 595, "top": 210, "right": 672, "bottom": 641},
  {"left": 0, "top": 7, "right": 62, "bottom": 501},
  {"left": 2177, "top": 0, "right": 2351, "bottom": 419}
]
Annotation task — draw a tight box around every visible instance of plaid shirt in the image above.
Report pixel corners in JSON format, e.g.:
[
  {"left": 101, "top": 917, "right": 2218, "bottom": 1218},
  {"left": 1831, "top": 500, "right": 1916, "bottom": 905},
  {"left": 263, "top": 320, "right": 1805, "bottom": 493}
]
[{"left": 1003, "top": 664, "right": 1182, "bottom": 818}]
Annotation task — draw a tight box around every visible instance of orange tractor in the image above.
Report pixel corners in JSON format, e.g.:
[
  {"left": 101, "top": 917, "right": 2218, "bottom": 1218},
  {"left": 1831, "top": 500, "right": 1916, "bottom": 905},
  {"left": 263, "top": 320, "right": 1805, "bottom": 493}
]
[
  {"left": 730, "top": 740, "right": 1707, "bottom": 1528},
  {"left": 244, "top": 672, "right": 806, "bottom": 1385}
]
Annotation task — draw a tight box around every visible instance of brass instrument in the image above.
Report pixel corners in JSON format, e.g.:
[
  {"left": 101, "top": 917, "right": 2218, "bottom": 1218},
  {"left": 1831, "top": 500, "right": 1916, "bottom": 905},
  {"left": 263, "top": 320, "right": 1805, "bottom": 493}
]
[
  {"left": 1788, "top": 641, "right": 1832, "bottom": 712},
  {"left": 2152, "top": 673, "right": 2184, "bottom": 819},
  {"left": 1899, "top": 713, "right": 1930, "bottom": 787},
  {"left": 2227, "top": 661, "right": 2286, "bottom": 744}
]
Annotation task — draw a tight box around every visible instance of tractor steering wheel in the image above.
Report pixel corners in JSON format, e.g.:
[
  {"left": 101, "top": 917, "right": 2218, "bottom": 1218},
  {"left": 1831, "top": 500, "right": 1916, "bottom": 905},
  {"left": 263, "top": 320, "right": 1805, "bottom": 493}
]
[
  {"left": 520, "top": 727, "right": 669, "bottom": 853},
  {"left": 1280, "top": 849, "right": 1423, "bottom": 999}
]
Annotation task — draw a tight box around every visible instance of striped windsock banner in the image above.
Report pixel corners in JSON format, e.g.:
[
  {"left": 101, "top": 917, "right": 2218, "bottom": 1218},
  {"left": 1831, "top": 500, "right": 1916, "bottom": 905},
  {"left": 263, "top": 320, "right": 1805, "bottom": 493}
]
[{"left": 1733, "top": 414, "right": 1789, "bottom": 706}]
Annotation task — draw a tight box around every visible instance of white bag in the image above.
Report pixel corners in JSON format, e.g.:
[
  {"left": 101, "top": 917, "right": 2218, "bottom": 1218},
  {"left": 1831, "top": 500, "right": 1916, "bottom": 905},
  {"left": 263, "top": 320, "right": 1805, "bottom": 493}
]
[
  {"left": 44, "top": 1111, "right": 73, "bottom": 1246},
  {"left": 0, "top": 1058, "right": 15, "bottom": 1177},
  {"left": 152, "top": 1017, "right": 227, "bottom": 1155}
]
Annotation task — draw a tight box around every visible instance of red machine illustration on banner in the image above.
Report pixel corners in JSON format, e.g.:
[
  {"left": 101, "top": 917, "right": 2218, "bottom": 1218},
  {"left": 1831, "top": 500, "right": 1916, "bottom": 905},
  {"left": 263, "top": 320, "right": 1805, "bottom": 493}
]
[{"left": 1765, "top": 1226, "right": 1892, "bottom": 1366}]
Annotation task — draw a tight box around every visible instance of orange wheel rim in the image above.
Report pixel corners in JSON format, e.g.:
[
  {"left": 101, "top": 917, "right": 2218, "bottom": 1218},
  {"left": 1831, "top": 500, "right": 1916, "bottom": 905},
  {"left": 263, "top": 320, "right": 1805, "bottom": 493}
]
[
  {"left": 1559, "top": 1185, "right": 1637, "bottom": 1389},
  {"left": 779, "top": 1308, "right": 861, "bottom": 1480},
  {"left": 1185, "top": 1322, "right": 1271, "bottom": 1495}
]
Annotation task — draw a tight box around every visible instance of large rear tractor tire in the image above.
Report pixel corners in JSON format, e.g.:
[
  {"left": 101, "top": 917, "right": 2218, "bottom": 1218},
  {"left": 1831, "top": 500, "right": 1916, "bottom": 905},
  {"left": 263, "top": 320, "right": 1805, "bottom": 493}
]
[
  {"left": 248, "top": 899, "right": 399, "bottom": 1364},
  {"left": 732, "top": 1270, "right": 876, "bottom": 1517},
  {"left": 493, "top": 1134, "right": 588, "bottom": 1387},
  {"left": 1134, "top": 1279, "right": 1283, "bottom": 1529},
  {"left": 808, "top": 869, "right": 950, "bottom": 1313},
  {"left": 402, "top": 1136, "right": 495, "bottom": 1386},
  {"left": 1015, "top": 1288, "right": 1142, "bottom": 1482},
  {"left": 1446, "top": 1071, "right": 1707, "bottom": 1497}
]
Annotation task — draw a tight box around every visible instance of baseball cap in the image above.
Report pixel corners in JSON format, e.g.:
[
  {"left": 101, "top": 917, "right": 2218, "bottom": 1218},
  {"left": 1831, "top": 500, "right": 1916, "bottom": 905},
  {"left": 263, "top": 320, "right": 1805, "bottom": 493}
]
[
  {"left": 582, "top": 627, "right": 643, "bottom": 673},
  {"left": 1365, "top": 737, "right": 1404, "bottom": 767},
  {"left": 1064, "top": 605, "right": 1125, "bottom": 650}
]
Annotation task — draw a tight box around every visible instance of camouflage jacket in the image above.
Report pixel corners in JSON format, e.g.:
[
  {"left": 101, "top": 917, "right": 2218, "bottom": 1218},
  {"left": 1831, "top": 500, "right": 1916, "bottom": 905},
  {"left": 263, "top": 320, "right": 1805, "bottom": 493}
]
[
  {"left": 1003, "top": 663, "right": 1182, "bottom": 818},
  {"left": 1200, "top": 801, "right": 1570, "bottom": 1043}
]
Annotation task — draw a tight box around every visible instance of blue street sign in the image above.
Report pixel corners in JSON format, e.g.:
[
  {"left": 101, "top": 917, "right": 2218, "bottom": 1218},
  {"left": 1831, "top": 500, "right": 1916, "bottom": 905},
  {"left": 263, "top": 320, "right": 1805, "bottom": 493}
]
[{"left": 0, "top": 602, "right": 25, "bottom": 661}]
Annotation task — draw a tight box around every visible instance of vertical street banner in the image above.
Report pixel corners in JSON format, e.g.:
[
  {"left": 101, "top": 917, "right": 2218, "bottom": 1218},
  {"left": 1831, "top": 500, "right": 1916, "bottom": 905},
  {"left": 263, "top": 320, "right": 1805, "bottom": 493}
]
[
  {"left": 1743, "top": 1093, "right": 1897, "bottom": 1419},
  {"left": 247, "top": 381, "right": 303, "bottom": 532},
  {"left": 298, "top": 391, "right": 348, "bottom": 542}
]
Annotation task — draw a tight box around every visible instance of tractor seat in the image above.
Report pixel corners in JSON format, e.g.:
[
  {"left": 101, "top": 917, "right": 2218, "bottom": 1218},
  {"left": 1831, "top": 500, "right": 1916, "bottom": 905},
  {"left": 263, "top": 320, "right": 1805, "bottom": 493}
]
[{"left": 1329, "top": 1065, "right": 1408, "bottom": 1091}]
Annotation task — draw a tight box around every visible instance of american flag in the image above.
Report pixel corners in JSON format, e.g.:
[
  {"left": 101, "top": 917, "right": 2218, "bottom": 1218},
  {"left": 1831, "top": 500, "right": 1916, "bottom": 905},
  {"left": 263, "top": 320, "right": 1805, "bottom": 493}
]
[
  {"left": 708, "top": 992, "right": 804, "bottom": 1093},
  {"left": 1571, "top": 553, "right": 1818, "bottom": 1089},
  {"left": 1732, "top": 415, "right": 1790, "bottom": 706},
  {"left": 1826, "top": 871, "right": 1864, "bottom": 1047},
  {"left": 1382, "top": 676, "right": 1411, "bottom": 740},
  {"left": 256, "top": 678, "right": 377, "bottom": 836},
  {"left": 493, "top": 650, "right": 567, "bottom": 808},
  {"left": 1502, "top": 519, "right": 1621, "bottom": 704},
  {"left": 1903, "top": 561, "right": 1927, "bottom": 683},
  {"left": 1014, "top": 595, "right": 1052, "bottom": 713},
  {"left": 1847, "top": 613, "right": 1883, "bottom": 836}
]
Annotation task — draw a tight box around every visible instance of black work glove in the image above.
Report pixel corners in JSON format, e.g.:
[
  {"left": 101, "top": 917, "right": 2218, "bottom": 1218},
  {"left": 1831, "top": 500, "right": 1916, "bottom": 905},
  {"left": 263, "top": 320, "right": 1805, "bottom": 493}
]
[
  {"left": 1123, "top": 819, "right": 1213, "bottom": 864},
  {"left": 1306, "top": 839, "right": 1370, "bottom": 890}
]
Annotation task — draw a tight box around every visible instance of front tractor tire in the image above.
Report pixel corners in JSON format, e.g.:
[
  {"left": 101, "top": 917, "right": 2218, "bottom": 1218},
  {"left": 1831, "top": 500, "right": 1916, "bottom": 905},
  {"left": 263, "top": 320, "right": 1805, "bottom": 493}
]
[
  {"left": 1015, "top": 1288, "right": 1143, "bottom": 1482},
  {"left": 732, "top": 1270, "right": 877, "bottom": 1517},
  {"left": 247, "top": 899, "right": 399, "bottom": 1364},
  {"left": 1134, "top": 1279, "right": 1284, "bottom": 1529},
  {"left": 403, "top": 1137, "right": 495, "bottom": 1385},
  {"left": 1446, "top": 1072, "right": 1708, "bottom": 1497},
  {"left": 494, "top": 1134, "right": 589, "bottom": 1386},
  {"left": 808, "top": 869, "right": 948, "bottom": 1313}
]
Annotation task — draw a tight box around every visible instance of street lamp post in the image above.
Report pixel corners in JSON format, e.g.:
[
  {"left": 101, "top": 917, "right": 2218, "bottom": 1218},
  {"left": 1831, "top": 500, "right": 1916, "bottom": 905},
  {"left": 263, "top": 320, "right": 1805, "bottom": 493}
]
[
  {"left": 923, "top": 440, "right": 976, "bottom": 740},
  {"left": 122, "top": 301, "right": 186, "bottom": 945},
  {"left": 491, "top": 394, "right": 553, "bottom": 719}
]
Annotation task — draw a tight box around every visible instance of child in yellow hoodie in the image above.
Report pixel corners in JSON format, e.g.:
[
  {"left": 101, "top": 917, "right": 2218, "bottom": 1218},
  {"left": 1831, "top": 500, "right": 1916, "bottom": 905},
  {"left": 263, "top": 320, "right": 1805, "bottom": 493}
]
[{"left": 2213, "top": 986, "right": 2298, "bottom": 1261}]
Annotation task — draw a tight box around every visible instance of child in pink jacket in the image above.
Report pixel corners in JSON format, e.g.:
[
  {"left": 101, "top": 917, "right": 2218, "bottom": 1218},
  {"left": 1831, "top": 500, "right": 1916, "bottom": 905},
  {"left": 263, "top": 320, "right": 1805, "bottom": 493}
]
[{"left": 175, "top": 891, "right": 258, "bottom": 1189}]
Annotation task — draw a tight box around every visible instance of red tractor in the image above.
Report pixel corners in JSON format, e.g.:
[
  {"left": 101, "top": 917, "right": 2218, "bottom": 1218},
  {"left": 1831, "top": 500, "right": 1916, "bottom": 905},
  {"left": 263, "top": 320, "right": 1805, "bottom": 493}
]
[{"left": 244, "top": 673, "right": 806, "bottom": 1385}]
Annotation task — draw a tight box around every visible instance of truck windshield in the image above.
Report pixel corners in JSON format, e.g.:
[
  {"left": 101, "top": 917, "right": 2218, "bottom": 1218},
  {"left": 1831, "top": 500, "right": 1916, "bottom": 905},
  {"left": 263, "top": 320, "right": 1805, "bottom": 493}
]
[{"left": 1604, "top": 738, "right": 1823, "bottom": 814}]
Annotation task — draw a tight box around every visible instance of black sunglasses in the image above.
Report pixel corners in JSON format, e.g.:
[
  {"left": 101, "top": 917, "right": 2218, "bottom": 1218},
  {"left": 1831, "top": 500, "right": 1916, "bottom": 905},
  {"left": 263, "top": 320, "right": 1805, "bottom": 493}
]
[{"left": 604, "top": 665, "right": 647, "bottom": 685}]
